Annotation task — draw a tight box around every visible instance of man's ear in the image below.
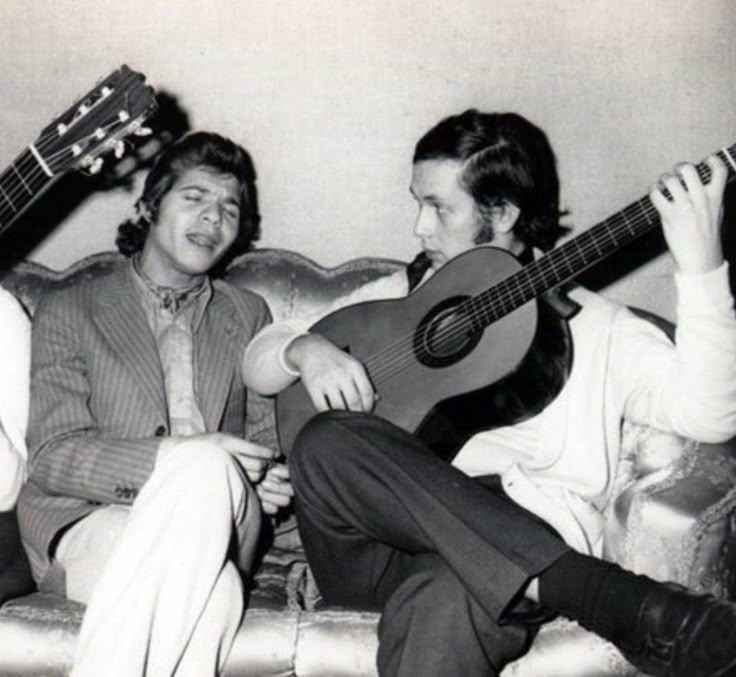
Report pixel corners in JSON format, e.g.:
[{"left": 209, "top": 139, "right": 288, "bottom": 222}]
[{"left": 493, "top": 201, "right": 521, "bottom": 234}]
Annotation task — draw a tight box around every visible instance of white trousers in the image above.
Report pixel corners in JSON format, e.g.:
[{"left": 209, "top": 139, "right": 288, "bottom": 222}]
[{"left": 56, "top": 439, "right": 261, "bottom": 677}]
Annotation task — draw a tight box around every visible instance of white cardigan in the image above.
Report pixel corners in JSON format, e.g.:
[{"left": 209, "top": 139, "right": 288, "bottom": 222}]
[{"left": 244, "top": 262, "right": 736, "bottom": 555}]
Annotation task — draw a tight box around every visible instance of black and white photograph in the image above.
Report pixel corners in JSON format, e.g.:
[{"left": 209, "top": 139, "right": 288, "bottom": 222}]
[{"left": 0, "top": 2, "right": 734, "bottom": 676}]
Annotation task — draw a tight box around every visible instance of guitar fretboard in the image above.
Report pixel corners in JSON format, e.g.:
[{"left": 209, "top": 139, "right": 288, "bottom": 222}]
[
  {"left": 0, "top": 147, "right": 57, "bottom": 232},
  {"left": 466, "top": 143, "right": 736, "bottom": 329}
]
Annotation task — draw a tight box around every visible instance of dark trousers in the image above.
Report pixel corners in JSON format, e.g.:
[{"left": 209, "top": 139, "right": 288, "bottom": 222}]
[
  {"left": 290, "top": 411, "right": 570, "bottom": 677},
  {"left": 0, "top": 508, "right": 34, "bottom": 606}
]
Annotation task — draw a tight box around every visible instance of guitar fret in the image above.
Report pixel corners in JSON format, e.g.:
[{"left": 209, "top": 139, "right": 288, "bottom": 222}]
[
  {"left": 606, "top": 226, "right": 619, "bottom": 247},
  {"left": 11, "top": 162, "right": 33, "bottom": 195},
  {"left": 620, "top": 207, "right": 637, "bottom": 236},
  {"left": 511, "top": 275, "right": 528, "bottom": 310},
  {"left": 571, "top": 237, "right": 589, "bottom": 264},
  {"left": 583, "top": 231, "right": 601, "bottom": 259},
  {"left": 635, "top": 198, "right": 651, "bottom": 224},
  {"left": 722, "top": 147, "right": 736, "bottom": 174},
  {"left": 0, "top": 183, "right": 17, "bottom": 212},
  {"left": 556, "top": 246, "right": 576, "bottom": 277}
]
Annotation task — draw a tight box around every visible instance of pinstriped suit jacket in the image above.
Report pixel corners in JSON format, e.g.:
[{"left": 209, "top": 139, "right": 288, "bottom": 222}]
[{"left": 17, "top": 261, "right": 272, "bottom": 584}]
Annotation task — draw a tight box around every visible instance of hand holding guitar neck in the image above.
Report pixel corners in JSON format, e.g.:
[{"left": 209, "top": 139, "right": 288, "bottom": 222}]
[{"left": 650, "top": 155, "right": 727, "bottom": 275}]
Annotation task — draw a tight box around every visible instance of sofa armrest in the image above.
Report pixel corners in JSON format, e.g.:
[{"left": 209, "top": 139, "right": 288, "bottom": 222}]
[{"left": 604, "top": 422, "right": 736, "bottom": 598}]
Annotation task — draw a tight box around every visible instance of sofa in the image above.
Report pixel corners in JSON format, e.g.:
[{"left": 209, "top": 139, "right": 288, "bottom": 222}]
[{"left": 0, "top": 248, "right": 734, "bottom": 677}]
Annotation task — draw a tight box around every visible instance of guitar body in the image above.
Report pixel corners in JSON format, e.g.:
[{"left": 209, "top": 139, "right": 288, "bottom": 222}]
[{"left": 277, "top": 247, "right": 543, "bottom": 457}]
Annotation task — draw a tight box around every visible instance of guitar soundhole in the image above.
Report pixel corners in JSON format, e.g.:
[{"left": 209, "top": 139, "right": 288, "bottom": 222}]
[{"left": 413, "top": 295, "right": 483, "bottom": 368}]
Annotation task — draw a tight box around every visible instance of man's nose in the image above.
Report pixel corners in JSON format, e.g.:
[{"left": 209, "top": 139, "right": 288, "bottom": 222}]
[
  {"left": 413, "top": 206, "right": 434, "bottom": 237},
  {"left": 201, "top": 203, "right": 222, "bottom": 227}
]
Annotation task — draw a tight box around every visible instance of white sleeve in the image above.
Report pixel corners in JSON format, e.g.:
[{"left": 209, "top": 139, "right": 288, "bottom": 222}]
[
  {"left": 242, "top": 270, "right": 410, "bottom": 395},
  {"left": 613, "top": 262, "right": 736, "bottom": 443},
  {"left": 242, "top": 319, "right": 310, "bottom": 395},
  {"left": 0, "top": 289, "right": 31, "bottom": 509}
]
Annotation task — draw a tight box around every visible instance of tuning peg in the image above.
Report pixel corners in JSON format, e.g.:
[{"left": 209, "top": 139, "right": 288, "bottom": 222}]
[
  {"left": 113, "top": 140, "right": 126, "bottom": 159},
  {"left": 134, "top": 125, "right": 153, "bottom": 137},
  {"left": 79, "top": 155, "right": 104, "bottom": 174},
  {"left": 88, "top": 157, "right": 104, "bottom": 174}
]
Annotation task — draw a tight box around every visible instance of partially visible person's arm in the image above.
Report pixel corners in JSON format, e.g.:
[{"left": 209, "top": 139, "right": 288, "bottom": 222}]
[{"left": 0, "top": 289, "right": 30, "bottom": 510}]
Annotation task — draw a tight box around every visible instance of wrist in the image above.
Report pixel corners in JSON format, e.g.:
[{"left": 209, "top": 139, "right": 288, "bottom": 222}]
[
  {"left": 283, "top": 334, "right": 314, "bottom": 373},
  {"left": 675, "top": 253, "right": 723, "bottom": 276}
]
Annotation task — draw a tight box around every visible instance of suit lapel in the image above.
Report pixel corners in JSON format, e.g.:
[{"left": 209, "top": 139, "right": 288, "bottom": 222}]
[
  {"left": 94, "top": 265, "right": 168, "bottom": 422},
  {"left": 196, "top": 290, "right": 240, "bottom": 431}
]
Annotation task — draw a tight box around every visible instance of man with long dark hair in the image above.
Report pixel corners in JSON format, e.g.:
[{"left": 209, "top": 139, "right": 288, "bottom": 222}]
[
  {"left": 244, "top": 110, "right": 736, "bottom": 676},
  {"left": 18, "top": 131, "right": 291, "bottom": 676}
]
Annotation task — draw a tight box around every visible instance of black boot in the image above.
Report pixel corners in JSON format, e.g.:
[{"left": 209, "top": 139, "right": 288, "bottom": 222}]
[
  {"left": 539, "top": 552, "right": 736, "bottom": 677},
  {"left": 620, "top": 582, "right": 736, "bottom": 677}
]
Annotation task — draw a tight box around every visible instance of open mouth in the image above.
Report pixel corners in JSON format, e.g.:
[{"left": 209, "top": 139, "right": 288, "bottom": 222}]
[{"left": 187, "top": 233, "right": 219, "bottom": 250}]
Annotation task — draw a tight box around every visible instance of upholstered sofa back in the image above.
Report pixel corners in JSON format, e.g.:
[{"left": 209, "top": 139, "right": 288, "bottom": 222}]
[{"left": 0, "top": 249, "right": 403, "bottom": 322}]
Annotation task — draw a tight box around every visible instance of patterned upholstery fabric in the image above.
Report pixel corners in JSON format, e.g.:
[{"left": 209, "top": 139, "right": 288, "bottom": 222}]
[{"left": 0, "top": 249, "right": 734, "bottom": 676}]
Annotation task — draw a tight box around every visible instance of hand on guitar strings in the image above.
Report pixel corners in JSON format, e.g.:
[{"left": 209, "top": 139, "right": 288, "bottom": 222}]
[
  {"left": 285, "top": 333, "right": 377, "bottom": 413},
  {"left": 649, "top": 155, "right": 727, "bottom": 275}
]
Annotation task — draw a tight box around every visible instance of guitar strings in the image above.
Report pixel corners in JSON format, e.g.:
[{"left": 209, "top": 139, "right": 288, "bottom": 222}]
[
  {"left": 367, "top": 199, "right": 666, "bottom": 386},
  {"left": 0, "top": 125, "right": 117, "bottom": 222},
  {"left": 363, "top": 207, "right": 654, "bottom": 387},
  {"left": 0, "top": 118, "right": 134, "bottom": 225},
  {"left": 363, "top": 154, "right": 733, "bottom": 388},
  {"left": 0, "top": 69, "right": 141, "bottom": 225}
]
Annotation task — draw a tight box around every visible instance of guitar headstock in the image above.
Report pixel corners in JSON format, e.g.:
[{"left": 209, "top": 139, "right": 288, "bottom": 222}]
[{"left": 34, "top": 65, "right": 157, "bottom": 176}]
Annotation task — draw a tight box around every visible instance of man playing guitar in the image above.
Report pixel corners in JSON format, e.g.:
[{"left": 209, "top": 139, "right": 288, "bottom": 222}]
[{"left": 244, "top": 109, "right": 736, "bottom": 676}]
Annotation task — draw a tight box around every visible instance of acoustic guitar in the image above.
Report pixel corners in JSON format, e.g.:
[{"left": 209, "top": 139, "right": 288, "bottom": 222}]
[
  {"left": 276, "top": 146, "right": 736, "bottom": 459},
  {"left": 0, "top": 64, "right": 156, "bottom": 237}
]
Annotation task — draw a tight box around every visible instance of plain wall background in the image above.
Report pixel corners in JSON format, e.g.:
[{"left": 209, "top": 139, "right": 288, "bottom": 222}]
[{"left": 1, "top": 0, "right": 734, "bottom": 320}]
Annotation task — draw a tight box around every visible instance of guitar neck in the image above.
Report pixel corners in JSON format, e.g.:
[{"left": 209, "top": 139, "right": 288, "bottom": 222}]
[
  {"left": 0, "top": 65, "right": 157, "bottom": 242},
  {"left": 468, "top": 143, "right": 736, "bottom": 327},
  {"left": 0, "top": 146, "right": 56, "bottom": 235}
]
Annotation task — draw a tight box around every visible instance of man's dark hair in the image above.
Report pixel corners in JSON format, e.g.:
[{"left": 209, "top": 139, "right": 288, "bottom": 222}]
[
  {"left": 116, "top": 131, "right": 260, "bottom": 263},
  {"left": 413, "top": 109, "right": 568, "bottom": 252}
]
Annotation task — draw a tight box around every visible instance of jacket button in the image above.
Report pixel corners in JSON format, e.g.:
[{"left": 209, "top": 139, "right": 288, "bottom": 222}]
[{"left": 154, "top": 425, "right": 166, "bottom": 437}]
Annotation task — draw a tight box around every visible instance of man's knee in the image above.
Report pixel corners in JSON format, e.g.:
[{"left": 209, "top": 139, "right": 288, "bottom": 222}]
[
  {"left": 290, "top": 411, "right": 354, "bottom": 475},
  {"left": 159, "top": 439, "right": 237, "bottom": 482},
  {"left": 149, "top": 438, "right": 255, "bottom": 520}
]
